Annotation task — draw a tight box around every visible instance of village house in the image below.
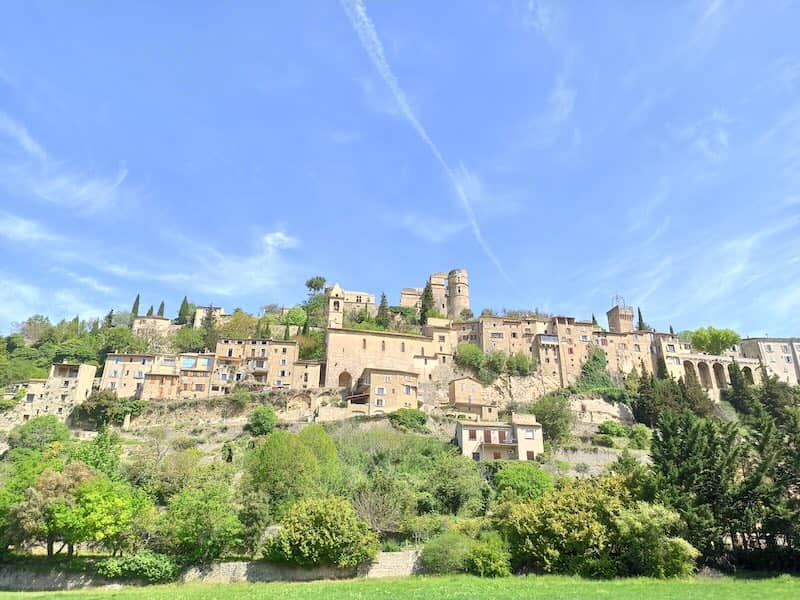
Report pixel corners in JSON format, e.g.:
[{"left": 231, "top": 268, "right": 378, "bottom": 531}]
[
  {"left": 345, "top": 367, "right": 419, "bottom": 416},
  {"left": 455, "top": 413, "right": 544, "bottom": 461}
]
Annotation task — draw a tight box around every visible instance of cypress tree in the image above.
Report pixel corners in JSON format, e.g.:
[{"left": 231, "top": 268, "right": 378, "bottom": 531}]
[
  {"left": 157, "top": 301, "right": 165, "bottom": 317},
  {"left": 131, "top": 293, "right": 140, "bottom": 319},
  {"left": 283, "top": 325, "right": 290, "bottom": 341},
  {"left": 591, "top": 313, "right": 598, "bottom": 326},
  {"left": 637, "top": 307, "right": 647, "bottom": 331},
  {"left": 301, "top": 316, "right": 310, "bottom": 336},
  {"left": 420, "top": 281, "right": 434, "bottom": 325},
  {"left": 376, "top": 292, "right": 391, "bottom": 328},
  {"left": 655, "top": 355, "right": 669, "bottom": 380},
  {"left": 177, "top": 296, "right": 190, "bottom": 325},
  {"left": 201, "top": 304, "right": 218, "bottom": 351},
  {"left": 103, "top": 310, "right": 114, "bottom": 328},
  {"left": 146, "top": 305, "right": 154, "bottom": 317},
  {"left": 669, "top": 324, "right": 674, "bottom": 335},
  {"left": 264, "top": 320, "right": 272, "bottom": 339}
]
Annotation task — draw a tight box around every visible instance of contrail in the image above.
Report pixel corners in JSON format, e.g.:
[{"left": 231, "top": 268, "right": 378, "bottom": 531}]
[{"left": 341, "top": 0, "right": 512, "bottom": 282}]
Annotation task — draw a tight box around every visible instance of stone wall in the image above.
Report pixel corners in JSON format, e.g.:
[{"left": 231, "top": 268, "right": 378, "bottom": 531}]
[{"left": 0, "top": 552, "right": 420, "bottom": 591}]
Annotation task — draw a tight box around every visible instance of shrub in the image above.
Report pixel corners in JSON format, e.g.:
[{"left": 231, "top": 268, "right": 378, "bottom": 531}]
[
  {"left": 170, "top": 436, "right": 198, "bottom": 451},
  {"left": 628, "top": 424, "right": 651, "bottom": 450},
  {"left": 266, "top": 497, "right": 379, "bottom": 568},
  {"left": 97, "top": 551, "right": 178, "bottom": 583},
  {"left": 420, "top": 531, "right": 472, "bottom": 574},
  {"left": 598, "top": 421, "right": 629, "bottom": 437},
  {"left": 7, "top": 415, "right": 70, "bottom": 451},
  {"left": 593, "top": 434, "right": 616, "bottom": 448},
  {"left": 78, "top": 390, "right": 147, "bottom": 427},
  {"left": 493, "top": 462, "right": 552, "bottom": 501},
  {"left": 387, "top": 408, "right": 428, "bottom": 432},
  {"left": 245, "top": 405, "right": 277, "bottom": 437},
  {"left": 531, "top": 394, "right": 574, "bottom": 444},
  {"left": 467, "top": 532, "right": 511, "bottom": 577}
]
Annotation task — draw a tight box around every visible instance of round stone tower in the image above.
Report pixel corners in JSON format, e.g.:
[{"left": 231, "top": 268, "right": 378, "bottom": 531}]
[{"left": 447, "top": 269, "right": 470, "bottom": 319}]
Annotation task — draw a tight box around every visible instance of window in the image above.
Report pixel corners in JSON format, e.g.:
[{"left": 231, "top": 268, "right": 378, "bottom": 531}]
[
  {"left": 404, "top": 385, "right": 412, "bottom": 395},
  {"left": 786, "top": 356, "right": 793, "bottom": 363},
  {"left": 376, "top": 386, "right": 386, "bottom": 396},
  {"left": 401, "top": 342, "right": 405, "bottom": 352},
  {"left": 667, "top": 344, "right": 676, "bottom": 352},
  {"left": 227, "top": 349, "right": 233, "bottom": 357},
  {"left": 279, "top": 370, "right": 287, "bottom": 377},
  {"left": 468, "top": 429, "right": 477, "bottom": 440},
  {"left": 634, "top": 344, "right": 641, "bottom": 351},
  {"left": 135, "top": 383, "right": 143, "bottom": 392},
  {"left": 26, "top": 394, "right": 34, "bottom": 402},
  {"left": 141, "top": 358, "right": 148, "bottom": 365},
  {"left": 766, "top": 345, "right": 773, "bottom": 352},
  {"left": 580, "top": 335, "right": 589, "bottom": 341},
  {"left": 438, "top": 335, "right": 446, "bottom": 342},
  {"left": 490, "top": 332, "right": 504, "bottom": 338},
  {"left": 199, "top": 357, "right": 210, "bottom": 367},
  {"left": 375, "top": 398, "right": 385, "bottom": 407},
  {"left": 781, "top": 345, "right": 789, "bottom": 353},
  {"left": 109, "top": 382, "right": 117, "bottom": 390},
  {"left": 280, "top": 359, "right": 287, "bottom": 366},
  {"left": 526, "top": 451, "right": 535, "bottom": 460},
  {"left": 524, "top": 429, "right": 534, "bottom": 439},
  {"left": 493, "top": 452, "right": 501, "bottom": 460},
  {"left": 568, "top": 347, "right": 574, "bottom": 355},
  {"left": 381, "top": 341, "right": 386, "bottom": 351},
  {"left": 498, "top": 430, "right": 507, "bottom": 443},
  {"left": 195, "top": 384, "right": 204, "bottom": 392},
  {"left": 472, "top": 452, "right": 480, "bottom": 461},
  {"left": 282, "top": 347, "right": 287, "bottom": 354},
  {"left": 384, "top": 375, "right": 391, "bottom": 383},
  {"left": 484, "top": 430, "right": 491, "bottom": 443}
]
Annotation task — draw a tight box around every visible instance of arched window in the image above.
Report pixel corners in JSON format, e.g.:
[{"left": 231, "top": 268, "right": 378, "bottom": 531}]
[
  {"left": 381, "top": 341, "right": 386, "bottom": 352},
  {"left": 362, "top": 338, "right": 367, "bottom": 350},
  {"left": 333, "top": 300, "right": 340, "bottom": 311}
]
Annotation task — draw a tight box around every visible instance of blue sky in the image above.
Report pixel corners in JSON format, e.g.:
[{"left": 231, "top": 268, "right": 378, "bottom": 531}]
[{"left": 1, "top": 0, "right": 799, "bottom": 337}]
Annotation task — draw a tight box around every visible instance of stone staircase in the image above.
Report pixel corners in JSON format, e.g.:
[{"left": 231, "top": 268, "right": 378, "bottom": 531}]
[{"left": 362, "top": 550, "right": 420, "bottom": 579}]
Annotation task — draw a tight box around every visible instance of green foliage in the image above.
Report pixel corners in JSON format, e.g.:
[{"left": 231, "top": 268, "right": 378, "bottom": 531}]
[
  {"left": 172, "top": 327, "right": 206, "bottom": 353},
  {"left": 598, "top": 421, "right": 629, "bottom": 437},
  {"left": 297, "top": 425, "right": 342, "bottom": 493},
  {"left": 493, "top": 462, "right": 553, "bottom": 501},
  {"left": 78, "top": 390, "right": 147, "bottom": 427},
  {"left": 628, "top": 424, "right": 651, "bottom": 450},
  {"left": 375, "top": 293, "right": 391, "bottom": 329},
  {"left": 454, "top": 344, "right": 507, "bottom": 384},
  {"left": 217, "top": 309, "right": 258, "bottom": 339},
  {"left": 593, "top": 434, "right": 616, "bottom": 448},
  {"left": 387, "top": 408, "right": 428, "bottom": 432},
  {"left": 497, "top": 475, "right": 632, "bottom": 573},
  {"left": 459, "top": 308, "right": 475, "bottom": 321},
  {"left": 68, "top": 429, "right": 122, "bottom": 478},
  {"left": 131, "top": 294, "right": 140, "bottom": 319},
  {"left": 165, "top": 472, "right": 242, "bottom": 562},
  {"left": 467, "top": 531, "right": 512, "bottom": 577},
  {"left": 506, "top": 352, "right": 531, "bottom": 376},
  {"left": 351, "top": 472, "right": 415, "bottom": 537},
  {"left": 637, "top": 307, "right": 648, "bottom": 331},
  {"left": 97, "top": 550, "right": 178, "bottom": 583},
  {"left": 245, "top": 406, "right": 277, "bottom": 437},
  {"left": 282, "top": 306, "right": 307, "bottom": 327},
  {"left": 176, "top": 296, "right": 191, "bottom": 325},
  {"left": 420, "top": 530, "right": 473, "bottom": 574},
  {"left": 612, "top": 501, "right": 699, "bottom": 578},
  {"left": 428, "top": 453, "right": 486, "bottom": 516},
  {"left": 420, "top": 281, "right": 435, "bottom": 325},
  {"left": 266, "top": 497, "right": 379, "bottom": 568},
  {"left": 297, "top": 331, "right": 324, "bottom": 361},
  {"left": 246, "top": 431, "right": 321, "bottom": 517},
  {"left": 690, "top": 327, "right": 740, "bottom": 355},
  {"left": 8, "top": 416, "right": 71, "bottom": 451},
  {"left": 531, "top": 394, "right": 574, "bottom": 444},
  {"left": 200, "top": 305, "right": 218, "bottom": 352}
]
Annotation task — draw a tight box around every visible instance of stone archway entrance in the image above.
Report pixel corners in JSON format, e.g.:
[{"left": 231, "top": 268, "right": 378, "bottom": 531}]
[
  {"left": 338, "top": 371, "right": 352, "bottom": 389},
  {"left": 742, "top": 366, "right": 755, "bottom": 385},
  {"left": 684, "top": 361, "right": 697, "bottom": 383}
]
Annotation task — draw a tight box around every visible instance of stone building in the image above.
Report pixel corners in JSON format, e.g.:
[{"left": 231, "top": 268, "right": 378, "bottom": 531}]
[
  {"left": 214, "top": 338, "right": 300, "bottom": 390},
  {"left": 400, "top": 269, "right": 470, "bottom": 319},
  {"left": 1, "top": 363, "right": 96, "bottom": 431},
  {"left": 323, "top": 283, "right": 377, "bottom": 329},
  {"left": 740, "top": 337, "right": 800, "bottom": 385},
  {"left": 130, "top": 316, "right": 180, "bottom": 351},
  {"left": 446, "top": 376, "right": 500, "bottom": 421},
  {"left": 192, "top": 306, "right": 230, "bottom": 329},
  {"left": 345, "top": 367, "right": 419, "bottom": 416},
  {"left": 455, "top": 413, "right": 544, "bottom": 461}
]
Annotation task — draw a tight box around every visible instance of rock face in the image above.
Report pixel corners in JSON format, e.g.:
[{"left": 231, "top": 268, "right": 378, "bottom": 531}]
[{"left": 569, "top": 397, "right": 635, "bottom": 425}]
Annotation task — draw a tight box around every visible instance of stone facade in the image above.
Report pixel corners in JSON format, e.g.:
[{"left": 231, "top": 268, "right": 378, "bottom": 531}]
[
  {"left": 446, "top": 376, "right": 500, "bottom": 421},
  {"left": 740, "top": 337, "right": 800, "bottom": 385},
  {"left": 324, "top": 283, "right": 377, "bottom": 329},
  {"left": 130, "top": 316, "right": 179, "bottom": 351},
  {"left": 399, "top": 268, "right": 470, "bottom": 319},
  {"left": 346, "top": 367, "right": 419, "bottom": 416},
  {"left": 455, "top": 413, "right": 544, "bottom": 461}
]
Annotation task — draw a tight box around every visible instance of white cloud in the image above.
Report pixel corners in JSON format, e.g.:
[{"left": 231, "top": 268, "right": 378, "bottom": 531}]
[
  {"left": 0, "top": 211, "right": 60, "bottom": 242},
  {"left": 0, "top": 110, "right": 134, "bottom": 214},
  {"left": 396, "top": 213, "right": 468, "bottom": 244},
  {"left": 522, "top": 0, "right": 559, "bottom": 44},
  {"left": 50, "top": 267, "right": 115, "bottom": 295},
  {"left": 341, "top": 0, "right": 512, "bottom": 283}
]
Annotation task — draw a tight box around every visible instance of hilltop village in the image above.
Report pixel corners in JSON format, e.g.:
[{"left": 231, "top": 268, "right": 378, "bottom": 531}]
[{"left": 3, "top": 268, "right": 798, "bottom": 449}]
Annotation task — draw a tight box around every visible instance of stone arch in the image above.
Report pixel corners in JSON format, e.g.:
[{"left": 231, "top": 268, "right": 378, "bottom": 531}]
[
  {"left": 333, "top": 300, "right": 340, "bottom": 311},
  {"left": 713, "top": 363, "right": 727, "bottom": 389},
  {"left": 338, "top": 371, "right": 352, "bottom": 389},
  {"left": 697, "top": 362, "right": 712, "bottom": 389},
  {"left": 742, "top": 366, "right": 754, "bottom": 385},
  {"left": 683, "top": 361, "right": 697, "bottom": 382}
]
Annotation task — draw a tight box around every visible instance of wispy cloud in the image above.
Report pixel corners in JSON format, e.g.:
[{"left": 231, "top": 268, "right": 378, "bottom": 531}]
[
  {"left": 395, "top": 213, "right": 468, "bottom": 244},
  {"left": 341, "top": 0, "right": 512, "bottom": 283},
  {"left": 50, "top": 267, "right": 115, "bottom": 295},
  {"left": 627, "top": 178, "right": 670, "bottom": 233},
  {"left": 0, "top": 211, "right": 60, "bottom": 242},
  {"left": 0, "top": 110, "right": 134, "bottom": 214},
  {"left": 522, "top": 0, "right": 559, "bottom": 44},
  {"left": 526, "top": 74, "right": 577, "bottom": 149}
]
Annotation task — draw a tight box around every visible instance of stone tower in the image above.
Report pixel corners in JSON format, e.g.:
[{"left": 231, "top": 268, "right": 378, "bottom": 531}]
[
  {"left": 429, "top": 272, "right": 448, "bottom": 315},
  {"left": 606, "top": 297, "right": 633, "bottom": 334},
  {"left": 324, "top": 283, "right": 345, "bottom": 329},
  {"left": 447, "top": 269, "right": 470, "bottom": 319}
]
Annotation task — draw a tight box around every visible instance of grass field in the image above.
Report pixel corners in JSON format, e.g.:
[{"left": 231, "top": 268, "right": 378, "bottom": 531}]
[{"left": 1, "top": 574, "right": 799, "bottom": 600}]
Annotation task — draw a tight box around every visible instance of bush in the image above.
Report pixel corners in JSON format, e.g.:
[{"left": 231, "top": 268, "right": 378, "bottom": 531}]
[
  {"left": 493, "top": 462, "right": 552, "bottom": 501},
  {"left": 420, "top": 531, "right": 472, "bottom": 574},
  {"left": 531, "top": 394, "right": 574, "bottom": 444},
  {"left": 387, "top": 408, "right": 428, "bottom": 432},
  {"left": 593, "top": 434, "right": 616, "bottom": 448},
  {"left": 467, "top": 532, "right": 511, "bottom": 577},
  {"left": 266, "top": 497, "right": 379, "bottom": 568},
  {"left": 7, "top": 415, "right": 70, "bottom": 451},
  {"left": 598, "top": 421, "right": 629, "bottom": 437},
  {"left": 97, "top": 551, "right": 178, "bottom": 583},
  {"left": 245, "top": 405, "right": 277, "bottom": 437},
  {"left": 78, "top": 390, "right": 147, "bottom": 427},
  {"left": 628, "top": 424, "right": 651, "bottom": 450}
]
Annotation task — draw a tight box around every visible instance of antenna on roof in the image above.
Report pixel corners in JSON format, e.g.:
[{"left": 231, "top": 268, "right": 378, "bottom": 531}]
[{"left": 612, "top": 294, "right": 627, "bottom": 308}]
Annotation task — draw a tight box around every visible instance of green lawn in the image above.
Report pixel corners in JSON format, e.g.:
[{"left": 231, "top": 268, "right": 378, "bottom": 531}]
[{"left": 1, "top": 574, "right": 799, "bottom": 600}]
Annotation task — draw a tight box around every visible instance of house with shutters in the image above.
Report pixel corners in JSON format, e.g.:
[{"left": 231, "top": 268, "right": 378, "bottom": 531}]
[{"left": 455, "top": 413, "right": 544, "bottom": 461}]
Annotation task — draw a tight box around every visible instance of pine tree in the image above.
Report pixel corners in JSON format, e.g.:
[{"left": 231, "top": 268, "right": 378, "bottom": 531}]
[
  {"left": 283, "top": 325, "right": 290, "bottom": 341},
  {"left": 103, "top": 310, "right": 114, "bottom": 328},
  {"left": 177, "top": 296, "right": 190, "bottom": 325},
  {"left": 682, "top": 371, "right": 713, "bottom": 417},
  {"left": 637, "top": 307, "right": 647, "bottom": 331},
  {"left": 376, "top": 293, "right": 391, "bottom": 329},
  {"left": 420, "top": 281, "right": 434, "bottom": 325},
  {"left": 146, "top": 305, "right": 154, "bottom": 317},
  {"left": 157, "top": 301, "right": 165, "bottom": 317},
  {"left": 591, "top": 313, "right": 598, "bottom": 326},
  {"left": 655, "top": 355, "right": 669, "bottom": 380},
  {"left": 631, "top": 362, "right": 658, "bottom": 427},
  {"left": 131, "top": 293, "right": 140, "bottom": 319},
  {"left": 264, "top": 320, "right": 272, "bottom": 339}
]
